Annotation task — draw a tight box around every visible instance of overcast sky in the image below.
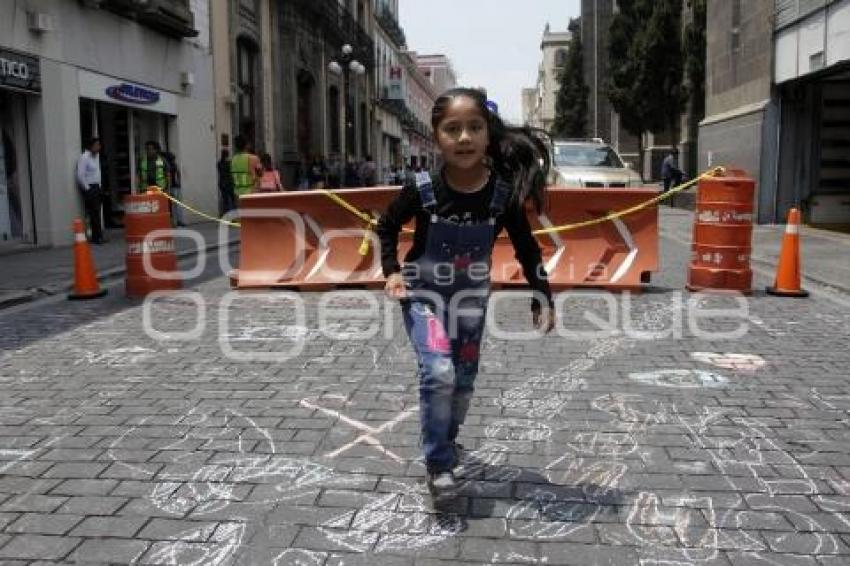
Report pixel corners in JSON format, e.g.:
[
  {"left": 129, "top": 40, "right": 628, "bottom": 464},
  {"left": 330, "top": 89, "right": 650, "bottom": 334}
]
[{"left": 399, "top": 0, "right": 581, "bottom": 124}]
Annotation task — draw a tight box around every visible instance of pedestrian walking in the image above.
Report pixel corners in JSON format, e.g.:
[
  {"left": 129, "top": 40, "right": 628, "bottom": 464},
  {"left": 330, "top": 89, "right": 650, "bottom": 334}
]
[
  {"left": 217, "top": 149, "right": 237, "bottom": 216},
  {"left": 343, "top": 157, "right": 359, "bottom": 188},
  {"left": 661, "top": 148, "right": 684, "bottom": 193},
  {"left": 163, "top": 151, "right": 186, "bottom": 226},
  {"left": 258, "top": 153, "right": 284, "bottom": 192},
  {"left": 75, "top": 137, "right": 105, "bottom": 244},
  {"left": 376, "top": 87, "right": 555, "bottom": 496},
  {"left": 358, "top": 154, "right": 377, "bottom": 187},
  {"left": 137, "top": 140, "right": 169, "bottom": 193},
  {"left": 231, "top": 135, "right": 262, "bottom": 198},
  {"left": 308, "top": 156, "right": 326, "bottom": 190},
  {"left": 294, "top": 155, "right": 309, "bottom": 190}
]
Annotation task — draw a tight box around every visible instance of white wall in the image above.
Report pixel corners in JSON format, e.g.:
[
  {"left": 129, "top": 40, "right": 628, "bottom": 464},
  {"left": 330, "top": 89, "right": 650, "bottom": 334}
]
[
  {"left": 775, "top": 0, "right": 850, "bottom": 83},
  {"left": 175, "top": 97, "right": 217, "bottom": 220},
  {"left": 29, "top": 60, "right": 83, "bottom": 246},
  {"left": 1, "top": 0, "right": 216, "bottom": 246}
]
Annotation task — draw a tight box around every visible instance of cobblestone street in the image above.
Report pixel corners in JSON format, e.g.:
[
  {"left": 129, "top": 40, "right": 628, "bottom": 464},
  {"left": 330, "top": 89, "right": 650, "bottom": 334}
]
[{"left": 1, "top": 220, "right": 850, "bottom": 565}]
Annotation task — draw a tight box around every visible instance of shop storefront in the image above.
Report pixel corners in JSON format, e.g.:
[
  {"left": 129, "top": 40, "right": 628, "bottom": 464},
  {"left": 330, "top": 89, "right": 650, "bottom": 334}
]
[
  {"left": 0, "top": 48, "right": 40, "bottom": 246},
  {"left": 77, "top": 70, "right": 177, "bottom": 223}
]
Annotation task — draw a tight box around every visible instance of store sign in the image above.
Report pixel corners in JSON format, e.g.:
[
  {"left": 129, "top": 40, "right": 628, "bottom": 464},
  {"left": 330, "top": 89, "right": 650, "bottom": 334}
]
[
  {"left": 0, "top": 49, "right": 40, "bottom": 93},
  {"left": 78, "top": 69, "right": 177, "bottom": 115},
  {"left": 105, "top": 83, "right": 161, "bottom": 105}
]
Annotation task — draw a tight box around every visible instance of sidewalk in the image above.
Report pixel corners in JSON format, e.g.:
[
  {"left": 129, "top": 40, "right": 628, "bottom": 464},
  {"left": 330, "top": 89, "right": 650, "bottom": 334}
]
[
  {"left": 659, "top": 206, "right": 850, "bottom": 293},
  {"left": 0, "top": 222, "right": 238, "bottom": 309}
]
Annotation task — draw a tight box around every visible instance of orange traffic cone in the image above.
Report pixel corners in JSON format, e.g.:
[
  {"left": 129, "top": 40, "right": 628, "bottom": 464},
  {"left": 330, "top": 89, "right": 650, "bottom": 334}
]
[
  {"left": 766, "top": 208, "right": 809, "bottom": 297},
  {"left": 68, "top": 218, "right": 108, "bottom": 300}
]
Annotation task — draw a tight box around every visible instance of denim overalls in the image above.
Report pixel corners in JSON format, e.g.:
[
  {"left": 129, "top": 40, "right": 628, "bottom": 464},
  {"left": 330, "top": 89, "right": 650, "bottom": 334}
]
[{"left": 401, "top": 172, "right": 510, "bottom": 473}]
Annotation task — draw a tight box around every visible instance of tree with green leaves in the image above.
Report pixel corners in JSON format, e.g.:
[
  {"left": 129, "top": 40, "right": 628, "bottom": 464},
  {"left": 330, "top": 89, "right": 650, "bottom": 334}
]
[
  {"left": 607, "top": 0, "right": 687, "bottom": 167},
  {"left": 551, "top": 19, "right": 588, "bottom": 139}
]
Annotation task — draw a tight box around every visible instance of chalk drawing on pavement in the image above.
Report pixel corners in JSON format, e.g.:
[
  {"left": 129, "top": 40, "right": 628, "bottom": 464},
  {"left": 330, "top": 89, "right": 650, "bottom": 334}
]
[
  {"left": 319, "top": 478, "right": 465, "bottom": 553},
  {"left": 144, "top": 523, "right": 245, "bottom": 566},
  {"left": 629, "top": 369, "right": 729, "bottom": 389},
  {"left": 485, "top": 419, "right": 552, "bottom": 442},
  {"left": 300, "top": 398, "right": 417, "bottom": 462},
  {"left": 274, "top": 548, "right": 326, "bottom": 566},
  {"left": 691, "top": 351, "right": 766, "bottom": 372}
]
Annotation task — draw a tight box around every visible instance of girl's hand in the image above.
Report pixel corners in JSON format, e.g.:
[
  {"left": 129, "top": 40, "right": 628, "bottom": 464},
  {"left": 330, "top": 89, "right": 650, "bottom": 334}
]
[
  {"left": 384, "top": 273, "right": 407, "bottom": 299},
  {"left": 533, "top": 306, "right": 555, "bottom": 334}
]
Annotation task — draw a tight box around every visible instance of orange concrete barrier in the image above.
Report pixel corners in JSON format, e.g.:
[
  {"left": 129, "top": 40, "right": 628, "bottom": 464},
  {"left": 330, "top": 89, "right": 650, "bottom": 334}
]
[
  {"left": 234, "top": 186, "right": 660, "bottom": 291},
  {"left": 236, "top": 188, "right": 408, "bottom": 290},
  {"left": 124, "top": 189, "right": 182, "bottom": 298},
  {"left": 687, "top": 170, "right": 754, "bottom": 293},
  {"left": 494, "top": 187, "right": 660, "bottom": 290}
]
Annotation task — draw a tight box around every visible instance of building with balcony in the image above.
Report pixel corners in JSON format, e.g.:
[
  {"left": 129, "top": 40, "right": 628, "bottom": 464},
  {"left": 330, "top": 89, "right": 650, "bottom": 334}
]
[
  {"left": 211, "top": 0, "right": 276, "bottom": 159},
  {"left": 373, "top": 0, "right": 405, "bottom": 181},
  {"left": 272, "top": 0, "right": 374, "bottom": 187},
  {"left": 401, "top": 51, "right": 437, "bottom": 171},
  {"left": 0, "top": 0, "right": 215, "bottom": 248}
]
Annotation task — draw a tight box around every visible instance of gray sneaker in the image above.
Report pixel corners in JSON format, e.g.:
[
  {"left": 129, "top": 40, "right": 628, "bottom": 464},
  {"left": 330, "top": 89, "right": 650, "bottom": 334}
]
[{"left": 428, "top": 471, "right": 457, "bottom": 495}]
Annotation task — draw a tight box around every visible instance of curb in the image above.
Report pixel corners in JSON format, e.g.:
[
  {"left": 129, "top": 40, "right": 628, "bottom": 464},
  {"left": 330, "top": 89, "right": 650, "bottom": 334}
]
[{"left": 0, "top": 237, "right": 239, "bottom": 311}]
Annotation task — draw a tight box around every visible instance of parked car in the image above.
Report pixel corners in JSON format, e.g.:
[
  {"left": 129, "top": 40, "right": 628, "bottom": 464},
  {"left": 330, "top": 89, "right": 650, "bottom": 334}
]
[{"left": 550, "top": 139, "right": 643, "bottom": 188}]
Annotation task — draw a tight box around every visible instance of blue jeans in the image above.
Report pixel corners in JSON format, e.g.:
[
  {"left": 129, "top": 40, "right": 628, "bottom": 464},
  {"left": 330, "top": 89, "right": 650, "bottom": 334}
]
[{"left": 402, "top": 295, "right": 486, "bottom": 473}]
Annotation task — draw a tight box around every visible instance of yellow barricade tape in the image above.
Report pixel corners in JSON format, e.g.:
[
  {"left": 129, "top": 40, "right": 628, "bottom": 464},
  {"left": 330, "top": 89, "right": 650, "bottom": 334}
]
[
  {"left": 532, "top": 166, "right": 726, "bottom": 236},
  {"left": 151, "top": 165, "right": 727, "bottom": 257},
  {"left": 149, "top": 187, "right": 241, "bottom": 228},
  {"left": 317, "top": 189, "right": 378, "bottom": 226}
]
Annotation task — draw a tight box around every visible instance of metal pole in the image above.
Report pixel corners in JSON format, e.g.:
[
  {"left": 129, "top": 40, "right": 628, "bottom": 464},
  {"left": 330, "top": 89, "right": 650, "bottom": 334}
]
[{"left": 594, "top": 0, "right": 598, "bottom": 137}]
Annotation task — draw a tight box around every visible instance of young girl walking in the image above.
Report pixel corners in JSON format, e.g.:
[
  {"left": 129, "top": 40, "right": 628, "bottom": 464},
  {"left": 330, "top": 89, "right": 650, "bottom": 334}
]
[{"left": 377, "top": 88, "right": 555, "bottom": 495}]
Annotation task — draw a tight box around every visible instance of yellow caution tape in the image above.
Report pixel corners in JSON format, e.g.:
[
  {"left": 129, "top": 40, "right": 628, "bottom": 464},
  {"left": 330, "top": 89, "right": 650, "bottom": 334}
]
[
  {"left": 317, "top": 188, "right": 378, "bottom": 226},
  {"left": 149, "top": 187, "right": 241, "bottom": 228},
  {"left": 151, "top": 165, "right": 728, "bottom": 254},
  {"left": 532, "top": 166, "right": 727, "bottom": 236},
  {"left": 317, "top": 188, "right": 418, "bottom": 256}
]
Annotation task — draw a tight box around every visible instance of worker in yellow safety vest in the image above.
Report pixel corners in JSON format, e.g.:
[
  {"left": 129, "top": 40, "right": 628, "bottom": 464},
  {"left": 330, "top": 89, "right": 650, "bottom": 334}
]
[
  {"left": 230, "top": 135, "right": 262, "bottom": 198},
  {"left": 138, "top": 140, "right": 169, "bottom": 193}
]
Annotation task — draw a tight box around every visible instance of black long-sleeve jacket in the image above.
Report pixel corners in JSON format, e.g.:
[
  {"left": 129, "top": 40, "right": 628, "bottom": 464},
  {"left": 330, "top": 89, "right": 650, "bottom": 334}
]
[{"left": 376, "top": 174, "right": 553, "bottom": 311}]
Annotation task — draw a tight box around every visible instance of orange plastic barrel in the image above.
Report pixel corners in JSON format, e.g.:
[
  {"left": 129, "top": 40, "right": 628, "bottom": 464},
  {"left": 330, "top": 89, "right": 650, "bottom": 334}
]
[
  {"left": 687, "top": 169, "right": 754, "bottom": 293},
  {"left": 124, "top": 190, "right": 181, "bottom": 297}
]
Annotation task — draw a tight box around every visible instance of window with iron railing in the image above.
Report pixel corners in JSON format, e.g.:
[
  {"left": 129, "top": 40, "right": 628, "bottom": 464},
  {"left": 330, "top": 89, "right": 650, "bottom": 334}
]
[
  {"left": 375, "top": 2, "right": 406, "bottom": 47},
  {"left": 292, "top": 0, "right": 374, "bottom": 67},
  {"left": 99, "top": 0, "right": 197, "bottom": 38}
]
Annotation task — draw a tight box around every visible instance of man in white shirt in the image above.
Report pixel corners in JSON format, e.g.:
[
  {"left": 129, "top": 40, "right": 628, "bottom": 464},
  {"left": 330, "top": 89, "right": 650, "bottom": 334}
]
[{"left": 75, "top": 137, "right": 104, "bottom": 244}]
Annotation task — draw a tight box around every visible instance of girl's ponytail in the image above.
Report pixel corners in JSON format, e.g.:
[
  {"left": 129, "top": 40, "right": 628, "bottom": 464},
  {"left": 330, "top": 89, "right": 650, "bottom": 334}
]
[
  {"left": 432, "top": 88, "right": 552, "bottom": 213},
  {"left": 487, "top": 122, "right": 551, "bottom": 213}
]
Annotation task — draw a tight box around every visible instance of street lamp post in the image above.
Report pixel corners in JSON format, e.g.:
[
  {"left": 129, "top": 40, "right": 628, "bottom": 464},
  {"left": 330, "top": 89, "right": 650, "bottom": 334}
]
[{"left": 329, "top": 44, "right": 367, "bottom": 162}]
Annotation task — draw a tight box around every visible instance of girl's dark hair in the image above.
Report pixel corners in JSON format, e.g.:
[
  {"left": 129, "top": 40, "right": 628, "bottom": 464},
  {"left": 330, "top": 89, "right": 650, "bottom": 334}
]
[
  {"left": 261, "top": 153, "right": 273, "bottom": 171},
  {"left": 431, "top": 87, "right": 551, "bottom": 212}
]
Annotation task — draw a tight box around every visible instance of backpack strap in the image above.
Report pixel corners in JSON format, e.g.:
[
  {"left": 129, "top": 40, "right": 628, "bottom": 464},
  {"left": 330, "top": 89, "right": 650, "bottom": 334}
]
[{"left": 414, "top": 171, "right": 437, "bottom": 214}]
